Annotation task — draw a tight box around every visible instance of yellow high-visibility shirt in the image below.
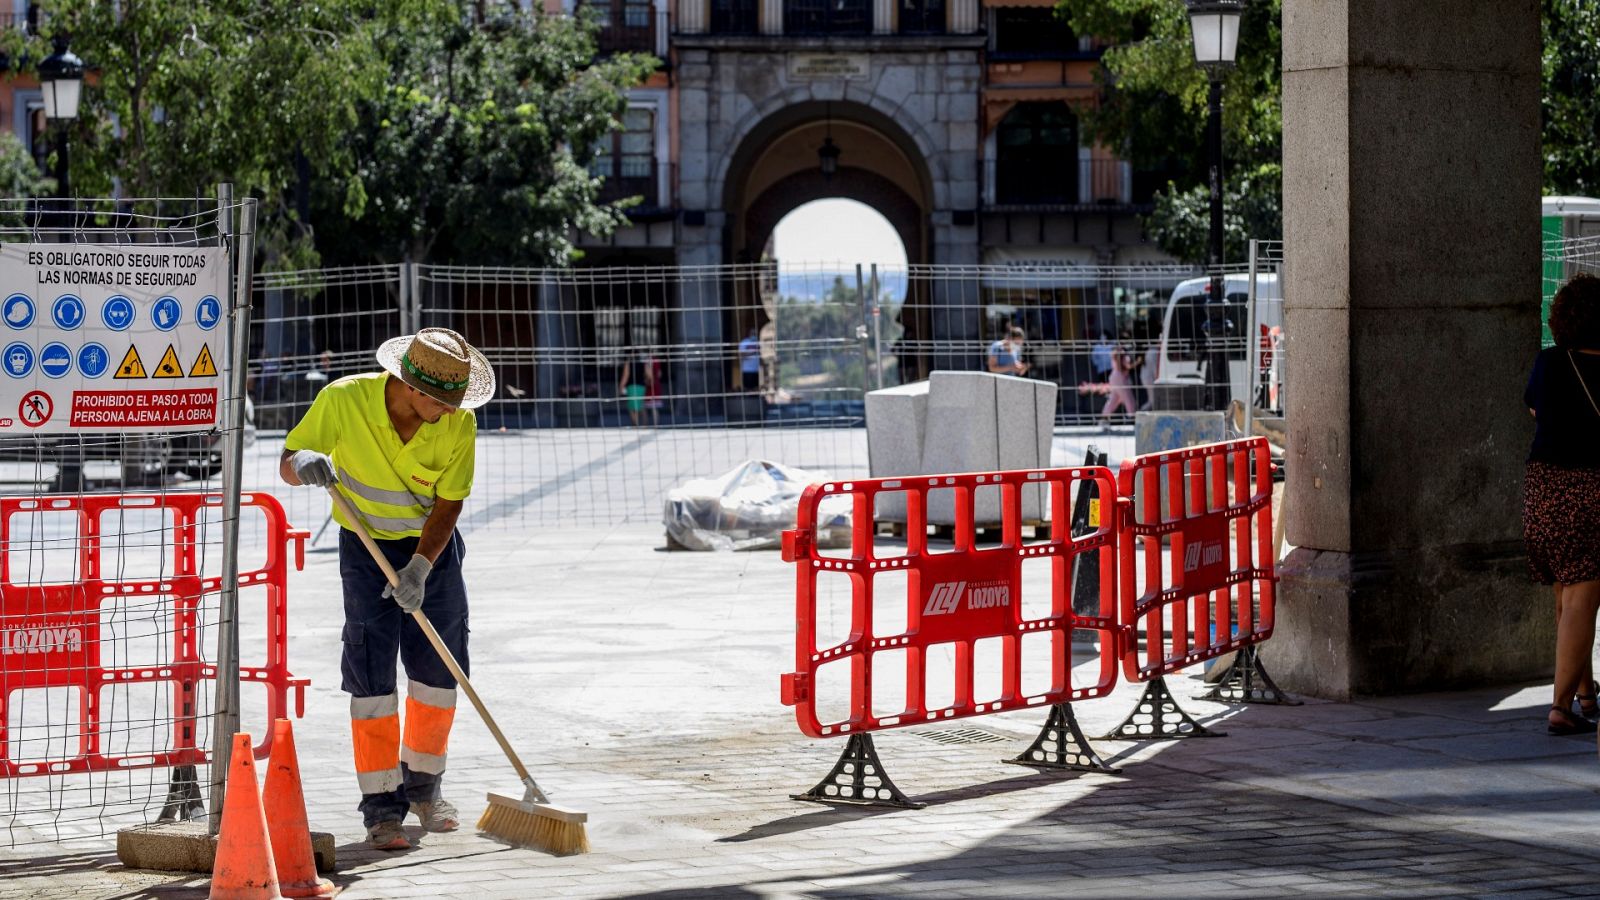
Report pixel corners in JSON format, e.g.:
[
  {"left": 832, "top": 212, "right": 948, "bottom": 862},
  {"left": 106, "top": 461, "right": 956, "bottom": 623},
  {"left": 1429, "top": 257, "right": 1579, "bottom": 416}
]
[{"left": 284, "top": 372, "right": 476, "bottom": 539}]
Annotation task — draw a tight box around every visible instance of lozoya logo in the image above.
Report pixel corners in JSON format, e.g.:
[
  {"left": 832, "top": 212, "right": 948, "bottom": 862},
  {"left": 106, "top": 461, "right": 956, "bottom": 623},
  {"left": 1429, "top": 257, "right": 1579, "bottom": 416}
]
[
  {"left": 924, "top": 581, "right": 966, "bottom": 616},
  {"left": 923, "top": 580, "right": 1011, "bottom": 616},
  {"left": 1183, "top": 540, "right": 1225, "bottom": 573},
  {"left": 1, "top": 625, "right": 84, "bottom": 654}
]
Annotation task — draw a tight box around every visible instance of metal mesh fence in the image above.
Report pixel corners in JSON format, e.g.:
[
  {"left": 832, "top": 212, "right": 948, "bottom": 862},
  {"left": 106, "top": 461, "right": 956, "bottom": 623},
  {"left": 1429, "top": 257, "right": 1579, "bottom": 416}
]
[
  {"left": 239, "top": 259, "right": 1309, "bottom": 533},
  {"left": 1543, "top": 234, "right": 1600, "bottom": 348},
  {"left": 0, "top": 194, "right": 255, "bottom": 847}
]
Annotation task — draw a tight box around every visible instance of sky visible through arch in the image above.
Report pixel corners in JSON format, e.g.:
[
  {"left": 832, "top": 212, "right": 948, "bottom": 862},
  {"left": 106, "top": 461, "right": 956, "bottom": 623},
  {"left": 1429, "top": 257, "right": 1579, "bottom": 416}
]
[{"left": 771, "top": 198, "right": 908, "bottom": 301}]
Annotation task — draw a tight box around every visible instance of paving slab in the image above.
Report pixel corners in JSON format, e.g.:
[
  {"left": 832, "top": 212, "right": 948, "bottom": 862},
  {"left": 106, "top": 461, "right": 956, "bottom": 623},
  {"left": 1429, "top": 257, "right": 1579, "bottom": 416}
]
[{"left": 2, "top": 521, "right": 1598, "bottom": 899}]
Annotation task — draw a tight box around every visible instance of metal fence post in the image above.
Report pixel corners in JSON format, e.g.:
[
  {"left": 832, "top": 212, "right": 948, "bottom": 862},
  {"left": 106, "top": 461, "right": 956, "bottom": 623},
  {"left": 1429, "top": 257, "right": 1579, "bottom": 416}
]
[
  {"left": 209, "top": 185, "right": 258, "bottom": 836},
  {"left": 870, "top": 264, "right": 884, "bottom": 391},
  {"left": 856, "top": 264, "right": 873, "bottom": 401},
  {"left": 1244, "top": 239, "right": 1261, "bottom": 439}
]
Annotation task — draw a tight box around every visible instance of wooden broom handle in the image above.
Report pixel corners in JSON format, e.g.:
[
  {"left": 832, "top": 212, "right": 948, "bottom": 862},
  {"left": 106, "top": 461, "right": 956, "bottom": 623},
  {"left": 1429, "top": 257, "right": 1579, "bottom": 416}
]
[{"left": 327, "top": 487, "right": 535, "bottom": 787}]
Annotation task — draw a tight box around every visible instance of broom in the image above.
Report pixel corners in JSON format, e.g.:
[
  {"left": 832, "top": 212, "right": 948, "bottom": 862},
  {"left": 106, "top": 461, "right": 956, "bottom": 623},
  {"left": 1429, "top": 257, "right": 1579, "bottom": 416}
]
[{"left": 328, "top": 487, "right": 590, "bottom": 855}]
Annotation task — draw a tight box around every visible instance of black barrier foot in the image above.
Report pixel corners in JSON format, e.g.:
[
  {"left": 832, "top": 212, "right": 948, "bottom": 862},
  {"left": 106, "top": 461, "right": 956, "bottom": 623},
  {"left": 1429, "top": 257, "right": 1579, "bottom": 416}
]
[
  {"left": 1004, "top": 702, "right": 1121, "bottom": 773},
  {"left": 792, "top": 733, "right": 924, "bottom": 809},
  {"left": 1100, "top": 677, "right": 1226, "bottom": 740},
  {"left": 156, "top": 763, "right": 205, "bottom": 823},
  {"left": 1201, "top": 646, "right": 1303, "bottom": 706}
]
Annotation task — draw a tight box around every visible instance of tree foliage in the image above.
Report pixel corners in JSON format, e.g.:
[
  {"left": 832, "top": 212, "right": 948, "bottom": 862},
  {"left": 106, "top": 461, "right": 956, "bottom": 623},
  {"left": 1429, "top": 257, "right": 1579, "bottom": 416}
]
[
  {"left": 1062, "top": 0, "right": 1600, "bottom": 261},
  {"left": 312, "top": 6, "right": 656, "bottom": 265},
  {"left": 24, "top": 1, "right": 652, "bottom": 267},
  {"left": 1542, "top": 0, "right": 1600, "bottom": 196},
  {"left": 1056, "top": 0, "right": 1282, "bottom": 264}
]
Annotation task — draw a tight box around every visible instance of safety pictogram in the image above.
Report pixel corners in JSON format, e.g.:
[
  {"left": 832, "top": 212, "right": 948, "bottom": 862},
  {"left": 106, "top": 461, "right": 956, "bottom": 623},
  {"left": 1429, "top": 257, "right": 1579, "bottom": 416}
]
[
  {"left": 153, "top": 345, "right": 184, "bottom": 378},
  {"left": 116, "top": 345, "right": 147, "bottom": 379},
  {"left": 18, "top": 390, "right": 51, "bottom": 427},
  {"left": 187, "top": 343, "right": 217, "bottom": 378}
]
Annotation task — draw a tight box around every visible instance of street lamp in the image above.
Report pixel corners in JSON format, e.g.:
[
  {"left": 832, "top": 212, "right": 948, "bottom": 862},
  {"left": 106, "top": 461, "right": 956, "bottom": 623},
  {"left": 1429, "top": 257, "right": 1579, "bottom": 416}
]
[
  {"left": 1185, "top": 0, "right": 1242, "bottom": 409},
  {"left": 818, "top": 104, "right": 841, "bottom": 179},
  {"left": 38, "top": 34, "right": 84, "bottom": 201},
  {"left": 1184, "top": 0, "right": 1242, "bottom": 277}
]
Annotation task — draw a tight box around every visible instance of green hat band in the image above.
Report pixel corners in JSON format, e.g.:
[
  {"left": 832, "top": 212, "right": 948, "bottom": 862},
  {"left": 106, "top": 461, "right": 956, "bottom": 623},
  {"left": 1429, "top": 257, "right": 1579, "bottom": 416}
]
[{"left": 402, "top": 353, "right": 469, "bottom": 392}]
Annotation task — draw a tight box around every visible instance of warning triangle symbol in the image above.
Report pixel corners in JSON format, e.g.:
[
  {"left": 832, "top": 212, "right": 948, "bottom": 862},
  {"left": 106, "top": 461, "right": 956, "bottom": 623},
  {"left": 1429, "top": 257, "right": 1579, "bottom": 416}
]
[
  {"left": 115, "top": 345, "right": 146, "bottom": 379},
  {"left": 154, "top": 344, "right": 184, "bottom": 378},
  {"left": 188, "top": 343, "right": 217, "bottom": 378}
]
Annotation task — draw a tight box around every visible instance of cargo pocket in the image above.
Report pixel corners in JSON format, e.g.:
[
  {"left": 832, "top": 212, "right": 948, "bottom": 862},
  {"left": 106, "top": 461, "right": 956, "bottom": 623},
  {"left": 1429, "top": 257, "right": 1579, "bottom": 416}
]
[{"left": 339, "top": 621, "right": 368, "bottom": 696}]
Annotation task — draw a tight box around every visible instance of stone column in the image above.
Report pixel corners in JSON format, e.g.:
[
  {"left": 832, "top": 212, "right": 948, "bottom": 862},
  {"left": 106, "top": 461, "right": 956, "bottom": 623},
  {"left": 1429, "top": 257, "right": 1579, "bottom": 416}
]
[
  {"left": 873, "top": 0, "right": 893, "bottom": 35},
  {"left": 676, "top": 0, "right": 707, "bottom": 33},
  {"left": 1263, "top": 0, "right": 1547, "bottom": 698},
  {"left": 760, "top": 0, "right": 782, "bottom": 34},
  {"left": 948, "top": 0, "right": 978, "bottom": 35}
]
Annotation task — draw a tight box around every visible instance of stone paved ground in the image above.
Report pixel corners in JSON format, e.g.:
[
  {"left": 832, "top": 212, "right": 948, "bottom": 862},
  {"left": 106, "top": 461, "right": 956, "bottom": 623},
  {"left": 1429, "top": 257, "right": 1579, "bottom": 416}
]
[{"left": 3, "top": 519, "right": 1599, "bottom": 899}]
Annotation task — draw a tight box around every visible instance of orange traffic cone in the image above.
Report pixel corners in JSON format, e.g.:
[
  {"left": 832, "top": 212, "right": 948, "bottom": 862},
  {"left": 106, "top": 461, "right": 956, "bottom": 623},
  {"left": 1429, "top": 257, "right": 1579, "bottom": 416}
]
[
  {"left": 210, "top": 733, "right": 284, "bottom": 900},
  {"left": 263, "top": 719, "right": 338, "bottom": 898}
]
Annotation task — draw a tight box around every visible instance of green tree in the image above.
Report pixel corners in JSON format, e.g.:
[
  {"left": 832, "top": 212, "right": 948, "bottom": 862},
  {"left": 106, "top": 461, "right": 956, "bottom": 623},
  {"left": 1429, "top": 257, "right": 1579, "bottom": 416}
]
[
  {"left": 1542, "top": 0, "right": 1600, "bottom": 196},
  {"left": 0, "top": 131, "right": 51, "bottom": 199},
  {"left": 35, "top": 0, "right": 394, "bottom": 265},
  {"left": 1056, "top": 0, "right": 1282, "bottom": 264},
  {"left": 310, "top": 5, "right": 657, "bottom": 266},
  {"left": 29, "top": 1, "right": 652, "bottom": 268}
]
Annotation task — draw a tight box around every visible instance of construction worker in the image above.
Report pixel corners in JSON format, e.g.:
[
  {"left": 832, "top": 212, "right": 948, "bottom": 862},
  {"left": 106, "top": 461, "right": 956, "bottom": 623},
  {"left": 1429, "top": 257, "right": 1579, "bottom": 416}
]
[{"left": 279, "top": 328, "right": 493, "bottom": 850}]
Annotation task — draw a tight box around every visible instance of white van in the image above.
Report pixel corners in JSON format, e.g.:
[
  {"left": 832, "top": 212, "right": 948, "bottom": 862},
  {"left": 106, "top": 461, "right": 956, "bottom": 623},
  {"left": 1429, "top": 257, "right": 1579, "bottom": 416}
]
[{"left": 1152, "top": 273, "right": 1284, "bottom": 413}]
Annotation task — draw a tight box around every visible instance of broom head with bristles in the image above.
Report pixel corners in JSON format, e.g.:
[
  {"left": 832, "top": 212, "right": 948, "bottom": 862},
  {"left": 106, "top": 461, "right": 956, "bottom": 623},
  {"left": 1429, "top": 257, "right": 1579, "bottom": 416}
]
[{"left": 478, "top": 792, "right": 590, "bottom": 856}]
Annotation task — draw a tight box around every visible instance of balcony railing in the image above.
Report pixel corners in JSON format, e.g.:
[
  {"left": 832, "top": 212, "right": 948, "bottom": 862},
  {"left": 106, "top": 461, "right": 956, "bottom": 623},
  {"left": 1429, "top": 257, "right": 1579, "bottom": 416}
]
[
  {"left": 710, "top": 0, "right": 760, "bottom": 34},
  {"left": 595, "top": 6, "right": 669, "bottom": 56},
  {"left": 784, "top": 0, "right": 871, "bottom": 35},
  {"left": 593, "top": 159, "right": 673, "bottom": 213},
  {"left": 985, "top": 157, "right": 1146, "bottom": 208},
  {"left": 899, "top": 0, "right": 946, "bottom": 34}
]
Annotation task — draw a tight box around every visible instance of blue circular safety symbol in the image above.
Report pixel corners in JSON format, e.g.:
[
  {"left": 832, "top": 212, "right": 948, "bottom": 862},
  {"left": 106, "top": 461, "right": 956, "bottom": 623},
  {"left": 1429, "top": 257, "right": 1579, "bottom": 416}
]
[
  {"left": 78, "top": 342, "right": 109, "bottom": 379},
  {"left": 101, "top": 295, "right": 135, "bottom": 332},
  {"left": 151, "top": 296, "right": 182, "bottom": 332},
  {"left": 38, "top": 342, "right": 70, "bottom": 379},
  {"left": 3, "top": 342, "right": 34, "bottom": 378},
  {"left": 3, "top": 294, "right": 34, "bottom": 330},
  {"left": 51, "top": 295, "right": 85, "bottom": 331},
  {"left": 195, "top": 295, "right": 221, "bottom": 331}
]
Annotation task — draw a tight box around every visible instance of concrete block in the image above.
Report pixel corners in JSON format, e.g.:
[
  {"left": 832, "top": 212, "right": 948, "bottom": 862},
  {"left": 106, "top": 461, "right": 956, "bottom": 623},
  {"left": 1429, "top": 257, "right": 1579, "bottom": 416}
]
[
  {"left": 1134, "top": 410, "right": 1227, "bottom": 456},
  {"left": 922, "top": 371, "right": 1051, "bottom": 525},
  {"left": 865, "top": 380, "right": 929, "bottom": 523},
  {"left": 117, "top": 821, "right": 336, "bottom": 874}
]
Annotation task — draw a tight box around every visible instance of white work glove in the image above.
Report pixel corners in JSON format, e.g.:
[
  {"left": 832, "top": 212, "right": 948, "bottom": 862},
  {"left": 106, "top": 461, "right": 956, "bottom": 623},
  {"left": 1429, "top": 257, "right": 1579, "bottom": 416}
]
[
  {"left": 383, "top": 554, "right": 432, "bottom": 613},
  {"left": 289, "top": 450, "right": 337, "bottom": 488}
]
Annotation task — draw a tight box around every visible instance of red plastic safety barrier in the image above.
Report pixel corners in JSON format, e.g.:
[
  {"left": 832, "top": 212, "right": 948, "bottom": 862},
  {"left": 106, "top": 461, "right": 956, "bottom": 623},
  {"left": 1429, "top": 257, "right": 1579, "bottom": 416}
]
[
  {"left": 780, "top": 466, "right": 1120, "bottom": 739},
  {"left": 0, "top": 492, "right": 309, "bottom": 778},
  {"left": 1116, "top": 437, "right": 1276, "bottom": 681}
]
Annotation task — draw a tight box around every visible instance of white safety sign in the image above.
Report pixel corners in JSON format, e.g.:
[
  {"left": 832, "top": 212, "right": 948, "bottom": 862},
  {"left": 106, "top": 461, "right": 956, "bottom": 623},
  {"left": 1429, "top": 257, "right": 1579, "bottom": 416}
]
[{"left": 0, "top": 244, "right": 228, "bottom": 434}]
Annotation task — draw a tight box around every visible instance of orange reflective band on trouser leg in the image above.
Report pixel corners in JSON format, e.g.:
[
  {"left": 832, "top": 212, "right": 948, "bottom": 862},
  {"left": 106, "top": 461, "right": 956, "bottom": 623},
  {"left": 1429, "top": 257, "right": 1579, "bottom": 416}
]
[
  {"left": 400, "top": 680, "right": 457, "bottom": 775},
  {"left": 351, "top": 693, "right": 402, "bottom": 794}
]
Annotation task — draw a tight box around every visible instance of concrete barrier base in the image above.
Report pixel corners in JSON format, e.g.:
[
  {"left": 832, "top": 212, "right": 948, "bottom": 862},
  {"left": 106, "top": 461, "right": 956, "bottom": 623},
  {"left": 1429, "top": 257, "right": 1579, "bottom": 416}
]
[
  {"left": 116, "top": 821, "right": 335, "bottom": 874},
  {"left": 1134, "top": 410, "right": 1227, "bottom": 456}
]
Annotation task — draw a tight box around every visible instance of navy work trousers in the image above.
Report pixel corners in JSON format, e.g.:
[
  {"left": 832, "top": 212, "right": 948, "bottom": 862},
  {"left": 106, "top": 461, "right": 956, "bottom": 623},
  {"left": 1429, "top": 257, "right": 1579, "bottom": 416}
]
[{"left": 339, "top": 527, "right": 469, "bottom": 827}]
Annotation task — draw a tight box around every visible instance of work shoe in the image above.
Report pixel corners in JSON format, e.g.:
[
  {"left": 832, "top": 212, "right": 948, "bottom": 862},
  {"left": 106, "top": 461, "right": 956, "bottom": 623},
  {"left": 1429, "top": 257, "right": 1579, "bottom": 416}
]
[
  {"left": 366, "top": 820, "right": 410, "bottom": 851},
  {"left": 409, "top": 797, "right": 460, "bottom": 833}
]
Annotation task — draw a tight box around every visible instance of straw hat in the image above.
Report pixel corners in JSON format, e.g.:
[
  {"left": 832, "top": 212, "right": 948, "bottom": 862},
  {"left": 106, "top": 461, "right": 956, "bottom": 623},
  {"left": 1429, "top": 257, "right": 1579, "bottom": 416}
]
[{"left": 376, "top": 328, "right": 496, "bottom": 410}]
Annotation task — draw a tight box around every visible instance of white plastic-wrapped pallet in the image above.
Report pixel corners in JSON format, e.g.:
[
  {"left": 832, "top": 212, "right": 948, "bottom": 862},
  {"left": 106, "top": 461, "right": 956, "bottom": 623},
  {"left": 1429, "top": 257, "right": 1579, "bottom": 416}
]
[{"left": 663, "top": 459, "right": 851, "bottom": 551}]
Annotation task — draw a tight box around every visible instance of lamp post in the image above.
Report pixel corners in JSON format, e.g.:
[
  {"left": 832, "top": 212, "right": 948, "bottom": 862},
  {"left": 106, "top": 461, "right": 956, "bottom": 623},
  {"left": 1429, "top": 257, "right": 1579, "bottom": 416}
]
[
  {"left": 38, "top": 34, "right": 84, "bottom": 205},
  {"left": 1185, "top": 0, "right": 1242, "bottom": 408}
]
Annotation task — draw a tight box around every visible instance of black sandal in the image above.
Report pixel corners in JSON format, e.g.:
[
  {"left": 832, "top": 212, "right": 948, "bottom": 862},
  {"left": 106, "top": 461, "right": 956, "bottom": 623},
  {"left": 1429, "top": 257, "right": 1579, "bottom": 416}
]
[
  {"left": 1548, "top": 705, "right": 1598, "bottom": 736},
  {"left": 1577, "top": 680, "right": 1600, "bottom": 719}
]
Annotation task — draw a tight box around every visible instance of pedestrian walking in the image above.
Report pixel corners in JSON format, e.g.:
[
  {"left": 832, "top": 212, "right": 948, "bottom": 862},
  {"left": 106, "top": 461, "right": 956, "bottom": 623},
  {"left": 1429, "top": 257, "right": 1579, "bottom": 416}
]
[
  {"left": 1522, "top": 273, "right": 1600, "bottom": 738},
  {"left": 1098, "top": 334, "right": 1139, "bottom": 428},
  {"left": 279, "top": 327, "right": 495, "bottom": 849}
]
